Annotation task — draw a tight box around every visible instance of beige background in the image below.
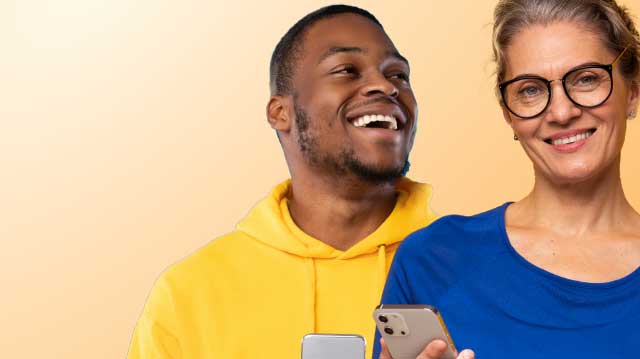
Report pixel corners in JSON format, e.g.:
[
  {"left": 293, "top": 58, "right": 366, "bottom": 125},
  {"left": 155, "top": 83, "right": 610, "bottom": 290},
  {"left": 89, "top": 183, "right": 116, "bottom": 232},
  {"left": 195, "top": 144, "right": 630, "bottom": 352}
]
[{"left": 2, "top": 0, "right": 639, "bottom": 358}]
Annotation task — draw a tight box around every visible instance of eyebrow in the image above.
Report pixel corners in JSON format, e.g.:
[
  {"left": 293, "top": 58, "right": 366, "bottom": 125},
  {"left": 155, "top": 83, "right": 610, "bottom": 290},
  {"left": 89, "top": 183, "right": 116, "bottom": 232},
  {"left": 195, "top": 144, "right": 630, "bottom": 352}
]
[
  {"left": 317, "top": 46, "right": 409, "bottom": 66},
  {"left": 391, "top": 51, "right": 410, "bottom": 66},
  {"left": 509, "top": 61, "right": 608, "bottom": 82}
]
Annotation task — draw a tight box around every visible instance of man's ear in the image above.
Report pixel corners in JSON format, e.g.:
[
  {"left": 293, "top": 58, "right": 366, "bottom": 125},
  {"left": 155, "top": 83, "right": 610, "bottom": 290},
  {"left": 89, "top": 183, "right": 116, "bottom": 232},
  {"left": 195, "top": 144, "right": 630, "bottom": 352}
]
[{"left": 267, "top": 95, "right": 293, "bottom": 132}]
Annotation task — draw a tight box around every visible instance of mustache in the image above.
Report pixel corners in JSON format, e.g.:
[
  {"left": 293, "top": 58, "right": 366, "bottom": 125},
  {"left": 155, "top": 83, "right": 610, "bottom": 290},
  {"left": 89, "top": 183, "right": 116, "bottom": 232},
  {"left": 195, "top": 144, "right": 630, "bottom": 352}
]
[{"left": 344, "top": 96, "right": 400, "bottom": 113}]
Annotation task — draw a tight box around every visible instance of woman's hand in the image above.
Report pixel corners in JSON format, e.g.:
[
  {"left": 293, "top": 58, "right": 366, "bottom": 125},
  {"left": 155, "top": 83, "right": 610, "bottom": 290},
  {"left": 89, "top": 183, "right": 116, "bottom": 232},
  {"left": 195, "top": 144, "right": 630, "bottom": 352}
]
[{"left": 379, "top": 338, "right": 474, "bottom": 359}]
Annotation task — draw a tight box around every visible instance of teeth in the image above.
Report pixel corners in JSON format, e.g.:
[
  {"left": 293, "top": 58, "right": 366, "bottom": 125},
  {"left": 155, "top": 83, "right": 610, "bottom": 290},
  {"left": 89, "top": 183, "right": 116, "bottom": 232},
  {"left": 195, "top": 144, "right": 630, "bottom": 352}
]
[
  {"left": 351, "top": 114, "right": 398, "bottom": 130},
  {"left": 551, "top": 131, "right": 593, "bottom": 146}
]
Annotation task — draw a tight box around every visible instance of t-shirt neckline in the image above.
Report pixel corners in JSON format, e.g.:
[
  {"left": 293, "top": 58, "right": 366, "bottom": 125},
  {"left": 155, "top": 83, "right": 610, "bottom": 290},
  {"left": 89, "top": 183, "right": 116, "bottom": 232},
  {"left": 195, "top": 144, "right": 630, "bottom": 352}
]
[{"left": 496, "top": 202, "right": 640, "bottom": 291}]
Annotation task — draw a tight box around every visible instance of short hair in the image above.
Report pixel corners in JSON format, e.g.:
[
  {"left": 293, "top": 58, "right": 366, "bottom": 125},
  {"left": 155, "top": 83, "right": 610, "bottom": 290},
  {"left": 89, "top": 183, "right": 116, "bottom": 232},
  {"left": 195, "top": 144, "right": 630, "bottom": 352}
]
[
  {"left": 269, "top": 5, "right": 384, "bottom": 96},
  {"left": 492, "top": 0, "right": 640, "bottom": 96}
]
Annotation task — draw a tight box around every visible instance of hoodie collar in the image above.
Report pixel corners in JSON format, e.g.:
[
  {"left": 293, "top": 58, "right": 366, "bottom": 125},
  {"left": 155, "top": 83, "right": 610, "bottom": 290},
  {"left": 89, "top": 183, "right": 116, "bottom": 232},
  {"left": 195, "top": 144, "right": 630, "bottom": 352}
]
[{"left": 235, "top": 177, "right": 434, "bottom": 259}]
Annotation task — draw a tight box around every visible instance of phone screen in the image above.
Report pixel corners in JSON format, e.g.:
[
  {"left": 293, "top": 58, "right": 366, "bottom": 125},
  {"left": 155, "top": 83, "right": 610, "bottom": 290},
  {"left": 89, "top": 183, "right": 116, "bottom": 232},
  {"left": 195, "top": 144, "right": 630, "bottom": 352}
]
[{"left": 301, "top": 334, "right": 365, "bottom": 359}]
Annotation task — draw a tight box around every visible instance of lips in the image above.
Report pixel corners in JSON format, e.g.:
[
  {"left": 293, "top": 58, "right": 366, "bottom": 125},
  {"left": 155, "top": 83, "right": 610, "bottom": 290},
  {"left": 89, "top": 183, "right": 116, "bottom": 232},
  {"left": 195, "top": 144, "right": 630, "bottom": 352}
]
[
  {"left": 543, "top": 128, "right": 597, "bottom": 145},
  {"left": 351, "top": 114, "right": 398, "bottom": 130},
  {"left": 345, "top": 103, "right": 408, "bottom": 132}
]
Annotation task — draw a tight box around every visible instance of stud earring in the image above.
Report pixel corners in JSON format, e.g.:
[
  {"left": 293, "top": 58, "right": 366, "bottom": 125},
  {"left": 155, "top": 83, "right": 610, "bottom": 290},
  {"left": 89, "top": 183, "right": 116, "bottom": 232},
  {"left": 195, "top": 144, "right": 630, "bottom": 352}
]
[
  {"left": 629, "top": 110, "right": 637, "bottom": 120},
  {"left": 513, "top": 133, "right": 519, "bottom": 141}
]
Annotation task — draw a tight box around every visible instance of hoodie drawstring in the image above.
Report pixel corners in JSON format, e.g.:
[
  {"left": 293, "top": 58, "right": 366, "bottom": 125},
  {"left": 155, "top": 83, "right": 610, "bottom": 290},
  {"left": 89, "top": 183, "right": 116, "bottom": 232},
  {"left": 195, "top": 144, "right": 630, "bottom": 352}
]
[
  {"left": 306, "top": 246, "right": 387, "bottom": 333},
  {"left": 307, "top": 258, "right": 317, "bottom": 333},
  {"left": 376, "top": 245, "right": 388, "bottom": 299}
]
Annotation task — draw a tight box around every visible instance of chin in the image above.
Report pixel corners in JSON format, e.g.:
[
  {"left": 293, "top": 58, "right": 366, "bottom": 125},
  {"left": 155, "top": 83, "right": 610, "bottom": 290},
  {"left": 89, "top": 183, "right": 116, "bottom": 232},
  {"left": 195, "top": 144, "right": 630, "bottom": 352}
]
[
  {"left": 349, "top": 160, "right": 405, "bottom": 184},
  {"left": 543, "top": 163, "right": 607, "bottom": 186}
]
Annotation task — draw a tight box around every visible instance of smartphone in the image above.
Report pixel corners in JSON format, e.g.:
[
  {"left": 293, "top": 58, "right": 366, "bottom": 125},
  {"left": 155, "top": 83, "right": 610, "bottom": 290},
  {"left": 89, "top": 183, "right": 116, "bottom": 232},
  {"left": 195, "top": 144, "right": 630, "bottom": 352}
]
[
  {"left": 301, "top": 334, "right": 366, "bottom": 359},
  {"left": 373, "top": 304, "right": 456, "bottom": 359}
]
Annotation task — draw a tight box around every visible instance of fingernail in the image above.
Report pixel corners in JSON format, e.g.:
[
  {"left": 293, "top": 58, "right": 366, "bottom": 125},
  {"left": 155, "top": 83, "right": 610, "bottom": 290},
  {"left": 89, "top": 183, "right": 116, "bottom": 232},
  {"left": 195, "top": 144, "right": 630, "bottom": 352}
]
[{"left": 460, "top": 349, "right": 474, "bottom": 359}]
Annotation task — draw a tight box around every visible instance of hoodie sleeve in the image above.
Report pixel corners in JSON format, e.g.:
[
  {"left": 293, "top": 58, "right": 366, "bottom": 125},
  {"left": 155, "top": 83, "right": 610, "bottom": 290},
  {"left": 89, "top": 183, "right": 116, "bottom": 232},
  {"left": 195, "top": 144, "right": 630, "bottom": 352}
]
[{"left": 128, "top": 275, "right": 182, "bottom": 359}]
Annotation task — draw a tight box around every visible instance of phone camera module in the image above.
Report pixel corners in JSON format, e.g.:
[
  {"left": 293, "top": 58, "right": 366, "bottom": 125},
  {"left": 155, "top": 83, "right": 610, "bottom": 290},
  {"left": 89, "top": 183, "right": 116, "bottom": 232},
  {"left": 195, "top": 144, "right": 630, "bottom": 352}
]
[
  {"left": 378, "top": 315, "right": 388, "bottom": 323},
  {"left": 384, "top": 327, "right": 394, "bottom": 335}
]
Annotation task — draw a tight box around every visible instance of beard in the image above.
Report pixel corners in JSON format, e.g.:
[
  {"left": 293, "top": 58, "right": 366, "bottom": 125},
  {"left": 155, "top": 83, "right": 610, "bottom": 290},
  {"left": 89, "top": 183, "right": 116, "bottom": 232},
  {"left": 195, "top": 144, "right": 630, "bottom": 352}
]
[{"left": 294, "top": 101, "right": 409, "bottom": 184}]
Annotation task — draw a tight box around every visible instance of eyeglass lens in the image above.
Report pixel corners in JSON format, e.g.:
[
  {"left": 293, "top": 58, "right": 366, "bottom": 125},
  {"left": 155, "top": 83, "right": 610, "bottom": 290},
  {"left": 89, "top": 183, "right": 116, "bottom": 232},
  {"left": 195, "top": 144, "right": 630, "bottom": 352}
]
[{"left": 503, "top": 66, "right": 612, "bottom": 118}]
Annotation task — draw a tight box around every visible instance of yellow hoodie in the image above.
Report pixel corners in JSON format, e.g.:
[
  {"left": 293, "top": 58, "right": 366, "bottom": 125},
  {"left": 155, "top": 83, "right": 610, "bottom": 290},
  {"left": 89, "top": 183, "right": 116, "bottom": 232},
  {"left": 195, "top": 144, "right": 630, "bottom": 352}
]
[{"left": 128, "top": 178, "right": 437, "bottom": 358}]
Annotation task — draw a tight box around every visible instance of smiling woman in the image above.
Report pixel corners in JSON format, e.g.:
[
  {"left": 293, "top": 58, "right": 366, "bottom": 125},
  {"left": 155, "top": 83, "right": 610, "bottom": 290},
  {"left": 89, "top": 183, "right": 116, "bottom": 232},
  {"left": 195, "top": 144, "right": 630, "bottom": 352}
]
[
  {"left": 502, "top": 22, "right": 635, "bottom": 185},
  {"left": 375, "top": 1, "right": 640, "bottom": 358}
]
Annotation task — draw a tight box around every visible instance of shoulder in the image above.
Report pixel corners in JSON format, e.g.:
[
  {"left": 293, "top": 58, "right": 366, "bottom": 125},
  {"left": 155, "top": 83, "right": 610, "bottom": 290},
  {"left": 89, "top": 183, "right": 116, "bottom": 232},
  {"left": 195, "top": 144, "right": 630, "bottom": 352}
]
[
  {"left": 385, "top": 204, "right": 510, "bottom": 298},
  {"left": 159, "top": 230, "right": 253, "bottom": 285},
  {"left": 396, "top": 203, "right": 509, "bottom": 259}
]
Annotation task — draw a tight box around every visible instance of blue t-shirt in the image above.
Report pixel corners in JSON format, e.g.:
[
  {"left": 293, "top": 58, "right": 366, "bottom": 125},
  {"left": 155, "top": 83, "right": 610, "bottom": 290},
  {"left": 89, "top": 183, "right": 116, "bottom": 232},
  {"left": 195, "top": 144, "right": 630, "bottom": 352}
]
[{"left": 373, "top": 203, "right": 640, "bottom": 359}]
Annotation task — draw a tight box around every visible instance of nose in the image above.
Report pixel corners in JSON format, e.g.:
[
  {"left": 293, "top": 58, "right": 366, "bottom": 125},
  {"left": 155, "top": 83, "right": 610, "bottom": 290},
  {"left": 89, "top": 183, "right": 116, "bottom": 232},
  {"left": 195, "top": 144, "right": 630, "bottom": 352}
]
[
  {"left": 360, "top": 71, "right": 399, "bottom": 98},
  {"left": 544, "top": 80, "right": 582, "bottom": 125}
]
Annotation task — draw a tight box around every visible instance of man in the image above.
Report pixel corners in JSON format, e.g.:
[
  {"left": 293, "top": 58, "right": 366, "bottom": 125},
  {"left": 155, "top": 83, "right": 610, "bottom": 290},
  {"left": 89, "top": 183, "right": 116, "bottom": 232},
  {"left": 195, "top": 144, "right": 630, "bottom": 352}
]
[{"left": 128, "top": 5, "right": 437, "bottom": 358}]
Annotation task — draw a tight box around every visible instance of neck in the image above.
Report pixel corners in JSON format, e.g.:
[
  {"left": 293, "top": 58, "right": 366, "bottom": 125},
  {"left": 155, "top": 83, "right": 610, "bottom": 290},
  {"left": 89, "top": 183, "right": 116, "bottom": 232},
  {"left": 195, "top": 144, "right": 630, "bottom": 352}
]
[
  {"left": 512, "top": 160, "right": 637, "bottom": 236},
  {"left": 287, "top": 172, "right": 398, "bottom": 251}
]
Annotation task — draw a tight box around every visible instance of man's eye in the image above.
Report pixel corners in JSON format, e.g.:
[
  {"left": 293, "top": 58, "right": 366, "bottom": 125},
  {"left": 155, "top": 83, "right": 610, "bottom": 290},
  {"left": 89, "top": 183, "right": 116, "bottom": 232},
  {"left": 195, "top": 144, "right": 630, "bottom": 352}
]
[
  {"left": 389, "top": 73, "right": 409, "bottom": 81},
  {"left": 331, "top": 66, "right": 356, "bottom": 75}
]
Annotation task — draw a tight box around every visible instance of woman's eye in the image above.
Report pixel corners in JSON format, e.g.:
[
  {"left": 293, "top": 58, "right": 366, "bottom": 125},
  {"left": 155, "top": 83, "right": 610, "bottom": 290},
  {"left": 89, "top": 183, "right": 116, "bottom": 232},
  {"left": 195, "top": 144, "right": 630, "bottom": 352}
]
[
  {"left": 574, "top": 74, "right": 599, "bottom": 87},
  {"left": 518, "top": 85, "right": 542, "bottom": 97}
]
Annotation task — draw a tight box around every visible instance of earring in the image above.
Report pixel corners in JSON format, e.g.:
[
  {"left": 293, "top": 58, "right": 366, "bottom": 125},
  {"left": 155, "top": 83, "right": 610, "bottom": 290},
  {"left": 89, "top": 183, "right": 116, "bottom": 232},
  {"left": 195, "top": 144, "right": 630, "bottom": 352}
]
[
  {"left": 629, "top": 110, "right": 637, "bottom": 120},
  {"left": 513, "top": 133, "right": 519, "bottom": 141}
]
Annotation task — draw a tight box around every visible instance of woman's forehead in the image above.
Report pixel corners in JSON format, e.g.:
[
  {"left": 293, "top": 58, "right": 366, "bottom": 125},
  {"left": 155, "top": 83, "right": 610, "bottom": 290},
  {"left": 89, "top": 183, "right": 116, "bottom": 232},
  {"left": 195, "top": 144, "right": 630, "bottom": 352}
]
[{"left": 504, "top": 21, "right": 613, "bottom": 77}]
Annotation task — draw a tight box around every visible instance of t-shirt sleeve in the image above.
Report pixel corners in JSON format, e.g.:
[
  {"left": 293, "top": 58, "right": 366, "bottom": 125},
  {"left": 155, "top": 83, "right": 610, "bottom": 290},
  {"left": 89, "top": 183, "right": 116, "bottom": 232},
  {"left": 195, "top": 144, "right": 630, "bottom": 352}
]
[
  {"left": 127, "top": 275, "right": 182, "bottom": 359},
  {"left": 371, "top": 215, "right": 472, "bottom": 358},
  {"left": 372, "top": 238, "right": 415, "bottom": 358}
]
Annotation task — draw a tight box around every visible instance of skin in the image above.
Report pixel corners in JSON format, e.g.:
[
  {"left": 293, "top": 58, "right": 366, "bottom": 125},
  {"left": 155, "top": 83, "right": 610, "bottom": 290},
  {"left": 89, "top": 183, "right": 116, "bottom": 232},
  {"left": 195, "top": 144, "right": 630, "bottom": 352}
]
[
  {"left": 502, "top": 21, "right": 640, "bottom": 283},
  {"left": 266, "top": 14, "right": 418, "bottom": 251},
  {"left": 379, "top": 338, "right": 475, "bottom": 359}
]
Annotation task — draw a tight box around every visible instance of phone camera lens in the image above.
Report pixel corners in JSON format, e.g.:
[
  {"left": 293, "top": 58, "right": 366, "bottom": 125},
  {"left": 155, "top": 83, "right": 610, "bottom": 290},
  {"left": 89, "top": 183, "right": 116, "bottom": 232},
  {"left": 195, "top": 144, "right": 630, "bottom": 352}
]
[
  {"left": 378, "top": 315, "right": 388, "bottom": 323},
  {"left": 384, "top": 327, "right": 394, "bottom": 335}
]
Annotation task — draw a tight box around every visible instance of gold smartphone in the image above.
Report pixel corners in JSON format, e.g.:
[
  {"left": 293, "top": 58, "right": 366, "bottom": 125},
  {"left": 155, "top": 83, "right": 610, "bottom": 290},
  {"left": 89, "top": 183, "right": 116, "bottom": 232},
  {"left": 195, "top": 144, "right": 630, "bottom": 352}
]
[{"left": 373, "top": 304, "right": 457, "bottom": 359}]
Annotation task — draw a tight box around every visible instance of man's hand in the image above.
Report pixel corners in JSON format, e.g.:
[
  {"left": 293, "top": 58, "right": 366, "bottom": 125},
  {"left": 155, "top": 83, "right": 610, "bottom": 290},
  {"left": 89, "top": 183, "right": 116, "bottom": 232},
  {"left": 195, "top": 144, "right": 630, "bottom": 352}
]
[{"left": 379, "top": 338, "right": 474, "bottom": 359}]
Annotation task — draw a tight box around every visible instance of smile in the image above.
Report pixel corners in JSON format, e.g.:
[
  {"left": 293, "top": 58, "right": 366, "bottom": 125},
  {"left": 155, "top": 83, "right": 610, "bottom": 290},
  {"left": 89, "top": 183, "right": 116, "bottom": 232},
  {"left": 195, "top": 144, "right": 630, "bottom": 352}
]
[
  {"left": 544, "top": 129, "right": 596, "bottom": 146},
  {"left": 350, "top": 114, "right": 398, "bottom": 130}
]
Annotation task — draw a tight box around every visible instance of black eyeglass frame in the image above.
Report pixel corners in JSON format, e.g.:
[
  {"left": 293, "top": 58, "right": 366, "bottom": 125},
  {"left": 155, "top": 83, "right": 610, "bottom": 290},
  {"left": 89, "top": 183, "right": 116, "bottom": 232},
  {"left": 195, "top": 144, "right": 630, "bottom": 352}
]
[{"left": 498, "top": 46, "right": 630, "bottom": 119}]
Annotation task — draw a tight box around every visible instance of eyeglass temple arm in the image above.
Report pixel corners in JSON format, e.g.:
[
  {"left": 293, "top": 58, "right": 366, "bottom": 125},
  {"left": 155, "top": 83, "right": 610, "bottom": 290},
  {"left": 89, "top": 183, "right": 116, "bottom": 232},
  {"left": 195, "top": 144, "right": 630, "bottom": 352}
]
[{"left": 612, "top": 45, "right": 630, "bottom": 67}]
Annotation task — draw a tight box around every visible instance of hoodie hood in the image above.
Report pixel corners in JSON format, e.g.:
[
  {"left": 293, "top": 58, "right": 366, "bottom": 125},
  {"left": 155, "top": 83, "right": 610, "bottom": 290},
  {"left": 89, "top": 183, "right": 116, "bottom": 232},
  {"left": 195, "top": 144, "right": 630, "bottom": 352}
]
[{"left": 236, "top": 177, "right": 435, "bottom": 260}]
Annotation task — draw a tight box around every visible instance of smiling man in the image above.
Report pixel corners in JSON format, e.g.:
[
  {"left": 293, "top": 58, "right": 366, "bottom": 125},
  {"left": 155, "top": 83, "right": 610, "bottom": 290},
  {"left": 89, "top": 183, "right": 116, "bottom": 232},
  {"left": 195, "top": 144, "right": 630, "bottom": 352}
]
[{"left": 128, "top": 5, "right": 437, "bottom": 358}]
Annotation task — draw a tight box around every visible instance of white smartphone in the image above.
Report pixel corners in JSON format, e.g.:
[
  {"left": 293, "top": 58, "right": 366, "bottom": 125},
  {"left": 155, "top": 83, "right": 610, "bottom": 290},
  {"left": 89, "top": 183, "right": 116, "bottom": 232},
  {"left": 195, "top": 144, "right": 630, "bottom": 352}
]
[
  {"left": 301, "top": 334, "right": 366, "bottom": 359},
  {"left": 373, "top": 304, "right": 457, "bottom": 359}
]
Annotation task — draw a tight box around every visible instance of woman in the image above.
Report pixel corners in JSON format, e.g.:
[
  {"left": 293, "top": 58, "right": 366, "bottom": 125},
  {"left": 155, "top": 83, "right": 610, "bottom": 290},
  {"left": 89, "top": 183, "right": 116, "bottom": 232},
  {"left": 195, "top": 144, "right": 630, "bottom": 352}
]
[{"left": 375, "top": 0, "right": 640, "bottom": 358}]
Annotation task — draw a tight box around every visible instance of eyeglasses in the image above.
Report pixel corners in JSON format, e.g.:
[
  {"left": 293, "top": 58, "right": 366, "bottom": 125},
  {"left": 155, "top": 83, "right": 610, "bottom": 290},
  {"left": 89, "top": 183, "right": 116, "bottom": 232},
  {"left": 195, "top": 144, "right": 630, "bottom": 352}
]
[{"left": 499, "top": 46, "right": 630, "bottom": 119}]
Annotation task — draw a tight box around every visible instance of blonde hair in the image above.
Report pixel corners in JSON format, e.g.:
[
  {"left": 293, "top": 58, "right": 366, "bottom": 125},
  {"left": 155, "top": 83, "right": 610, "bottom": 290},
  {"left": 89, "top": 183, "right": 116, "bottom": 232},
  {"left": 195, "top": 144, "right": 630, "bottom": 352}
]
[{"left": 492, "top": 0, "right": 640, "bottom": 93}]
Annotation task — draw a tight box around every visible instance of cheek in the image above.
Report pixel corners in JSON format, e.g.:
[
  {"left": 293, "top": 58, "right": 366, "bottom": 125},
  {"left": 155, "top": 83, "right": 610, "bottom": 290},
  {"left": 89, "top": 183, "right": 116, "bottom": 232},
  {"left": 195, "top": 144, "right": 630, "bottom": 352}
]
[
  {"left": 512, "top": 121, "right": 545, "bottom": 161},
  {"left": 304, "top": 99, "right": 342, "bottom": 129},
  {"left": 610, "top": 118, "right": 627, "bottom": 151},
  {"left": 589, "top": 102, "right": 627, "bottom": 142},
  {"left": 399, "top": 91, "right": 417, "bottom": 116},
  {"left": 602, "top": 79, "right": 634, "bottom": 119},
  {"left": 512, "top": 119, "right": 541, "bottom": 138}
]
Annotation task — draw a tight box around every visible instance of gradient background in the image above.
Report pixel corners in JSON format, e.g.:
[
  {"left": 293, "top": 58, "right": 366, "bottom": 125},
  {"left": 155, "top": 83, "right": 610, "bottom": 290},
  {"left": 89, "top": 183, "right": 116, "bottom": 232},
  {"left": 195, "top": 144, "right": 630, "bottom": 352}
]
[{"left": 2, "top": 0, "right": 639, "bottom": 358}]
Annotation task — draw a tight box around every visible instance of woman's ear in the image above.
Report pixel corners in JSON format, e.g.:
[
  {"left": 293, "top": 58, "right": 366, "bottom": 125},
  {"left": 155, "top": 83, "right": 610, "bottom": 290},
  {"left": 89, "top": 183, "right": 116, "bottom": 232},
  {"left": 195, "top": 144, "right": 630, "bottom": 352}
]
[{"left": 626, "top": 81, "right": 639, "bottom": 118}]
